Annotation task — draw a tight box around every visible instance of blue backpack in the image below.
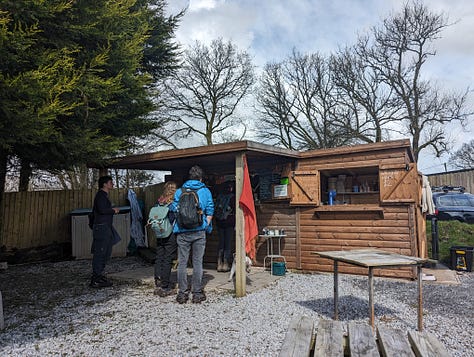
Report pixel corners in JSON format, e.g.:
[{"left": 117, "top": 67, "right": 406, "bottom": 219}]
[{"left": 148, "top": 204, "right": 173, "bottom": 238}]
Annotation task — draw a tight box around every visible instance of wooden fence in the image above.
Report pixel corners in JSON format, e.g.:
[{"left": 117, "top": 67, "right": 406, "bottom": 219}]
[
  {"left": 0, "top": 184, "right": 164, "bottom": 251},
  {"left": 427, "top": 168, "right": 474, "bottom": 193}
]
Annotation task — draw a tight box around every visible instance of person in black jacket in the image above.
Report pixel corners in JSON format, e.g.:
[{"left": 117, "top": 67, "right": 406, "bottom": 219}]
[{"left": 90, "top": 175, "right": 120, "bottom": 288}]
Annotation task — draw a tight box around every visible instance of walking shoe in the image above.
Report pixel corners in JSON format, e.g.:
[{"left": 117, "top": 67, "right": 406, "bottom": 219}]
[
  {"left": 191, "top": 292, "right": 206, "bottom": 304},
  {"left": 176, "top": 293, "right": 189, "bottom": 304},
  {"left": 154, "top": 277, "right": 161, "bottom": 287},
  {"left": 89, "top": 278, "right": 113, "bottom": 288}
]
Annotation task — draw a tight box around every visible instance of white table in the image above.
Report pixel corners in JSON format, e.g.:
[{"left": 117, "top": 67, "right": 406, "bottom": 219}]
[{"left": 260, "top": 234, "right": 287, "bottom": 274}]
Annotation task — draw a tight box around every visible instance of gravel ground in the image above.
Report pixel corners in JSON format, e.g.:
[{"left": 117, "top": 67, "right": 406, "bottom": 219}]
[{"left": 0, "top": 256, "right": 473, "bottom": 356}]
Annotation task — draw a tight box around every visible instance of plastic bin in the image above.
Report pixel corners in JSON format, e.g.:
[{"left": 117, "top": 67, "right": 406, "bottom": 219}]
[
  {"left": 272, "top": 261, "right": 286, "bottom": 276},
  {"left": 70, "top": 206, "right": 131, "bottom": 259},
  {"left": 450, "top": 246, "right": 473, "bottom": 272}
]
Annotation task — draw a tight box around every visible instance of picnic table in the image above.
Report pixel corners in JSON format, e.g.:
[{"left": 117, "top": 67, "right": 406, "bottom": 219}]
[
  {"left": 312, "top": 249, "right": 427, "bottom": 331},
  {"left": 279, "top": 316, "right": 451, "bottom": 357}
]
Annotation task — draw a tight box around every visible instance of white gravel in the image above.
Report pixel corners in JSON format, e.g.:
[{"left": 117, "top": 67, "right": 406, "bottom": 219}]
[{"left": 0, "top": 257, "right": 472, "bottom": 356}]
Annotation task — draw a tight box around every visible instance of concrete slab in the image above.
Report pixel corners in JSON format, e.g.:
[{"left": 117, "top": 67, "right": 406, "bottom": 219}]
[
  {"left": 422, "top": 264, "right": 461, "bottom": 285},
  {"left": 108, "top": 265, "right": 284, "bottom": 294}
]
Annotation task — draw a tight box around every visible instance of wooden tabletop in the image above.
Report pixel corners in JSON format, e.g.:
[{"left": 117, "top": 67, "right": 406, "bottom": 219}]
[{"left": 312, "top": 249, "right": 427, "bottom": 268}]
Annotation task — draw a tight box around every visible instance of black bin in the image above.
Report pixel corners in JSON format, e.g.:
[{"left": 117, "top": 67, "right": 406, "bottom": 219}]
[{"left": 450, "top": 246, "right": 473, "bottom": 272}]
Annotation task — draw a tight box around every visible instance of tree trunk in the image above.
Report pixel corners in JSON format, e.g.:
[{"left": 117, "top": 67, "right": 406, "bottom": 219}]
[
  {"left": 0, "top": 152, "right": 7, "bottom": 246},
  {"left": 19, "top": 158, "right": 32, "bottom": 191}
]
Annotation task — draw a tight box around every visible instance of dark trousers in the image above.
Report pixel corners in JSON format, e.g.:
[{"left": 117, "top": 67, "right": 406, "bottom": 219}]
[
  {"left": 217, "top": 225, "right": 234, "bottom": 263},
  {"left": 154, "top": 234, "right": 177, "bottom": 288},
  {"left": 91, "top": 224, "right": 113, "bottom": 279}
]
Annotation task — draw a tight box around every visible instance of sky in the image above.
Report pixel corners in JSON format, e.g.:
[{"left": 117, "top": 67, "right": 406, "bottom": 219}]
[{"left": 165, "top": 0, "right": 474, "bottom": 174}]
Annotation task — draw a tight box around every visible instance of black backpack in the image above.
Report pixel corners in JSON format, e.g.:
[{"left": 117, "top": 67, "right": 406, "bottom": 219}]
[
  {"left": 177, "top": 188, "right": 203, "bottom": 229},
  {"left": 214, "top": 193, "right": 233, "bottom": 221}
]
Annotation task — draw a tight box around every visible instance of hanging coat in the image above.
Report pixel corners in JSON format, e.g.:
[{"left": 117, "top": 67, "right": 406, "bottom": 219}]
[{"left": 128, "top": 189, "right": 146, "bottom": 247}]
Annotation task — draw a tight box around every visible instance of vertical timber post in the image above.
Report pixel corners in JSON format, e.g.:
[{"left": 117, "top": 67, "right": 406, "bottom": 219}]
[
  {"left": 235, "top": 153, "right": 246, "bottom": 297},
  {"left": 0, "top": 290, "right": 4, "bottom": 330}
]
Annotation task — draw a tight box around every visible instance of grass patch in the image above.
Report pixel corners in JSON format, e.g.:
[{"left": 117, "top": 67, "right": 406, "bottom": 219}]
[{"left": 426, "top": 220, "right": 474, "bottom": 265}]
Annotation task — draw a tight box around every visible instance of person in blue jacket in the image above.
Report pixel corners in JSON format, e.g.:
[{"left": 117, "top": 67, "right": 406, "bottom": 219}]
[{"left": 170, "top": 165, "right": 214, "bottom": 304}]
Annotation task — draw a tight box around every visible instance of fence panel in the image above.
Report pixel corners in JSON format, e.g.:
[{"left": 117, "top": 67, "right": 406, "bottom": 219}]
[
  {"left": 1, "top": 187, "right": 132, "bottom": 250},
  {"left": 427, "top": 169, "right": 474, "bottom": 194}
]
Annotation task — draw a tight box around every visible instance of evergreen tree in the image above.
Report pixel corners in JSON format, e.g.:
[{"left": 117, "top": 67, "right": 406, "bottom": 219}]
[{"left": 0, "top": 0, "right": 181, "bottom": 190}]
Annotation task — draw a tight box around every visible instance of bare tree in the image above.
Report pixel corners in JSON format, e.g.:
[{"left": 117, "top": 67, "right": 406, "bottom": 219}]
[
  {"left": 330, "top": 40, "right": 404, "bottom": 143},
  {"left": 161, "top": 38, "right": 255, "bottom": 145},
  {"left": 365, "top": 1, "right": 471, "bottom": 161},
  {"left": 450, "top": 140, "right": 474, "bottom": 169},
  {"left": 257, "top": 50, "right": 353, "bottom": 150}
]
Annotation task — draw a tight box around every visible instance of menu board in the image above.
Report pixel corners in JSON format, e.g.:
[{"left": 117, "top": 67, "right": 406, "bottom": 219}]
[{"left": 258, "top": 172, "right": 281, "bottom": 201}]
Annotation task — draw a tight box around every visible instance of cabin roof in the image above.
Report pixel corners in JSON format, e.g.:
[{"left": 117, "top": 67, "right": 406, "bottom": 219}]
[{"left": 98, "top": 139, "right": 414, "bottom": 175}]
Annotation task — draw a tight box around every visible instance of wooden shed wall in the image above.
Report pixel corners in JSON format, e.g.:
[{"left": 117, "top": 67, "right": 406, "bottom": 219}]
[
  {"left": 200, "top": 145, "right": 422, "bottom": 279},
  {"left": 299, "top": 205, "right": 416, "bottom": 279}
]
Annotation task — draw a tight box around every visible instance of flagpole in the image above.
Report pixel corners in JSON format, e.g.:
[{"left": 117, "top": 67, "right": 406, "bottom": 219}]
[{"left": 235, "top": 152, "right": 246, "bottom": 297}]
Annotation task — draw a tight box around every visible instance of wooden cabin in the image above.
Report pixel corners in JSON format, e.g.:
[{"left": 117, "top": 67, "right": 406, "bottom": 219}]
[{"left": 105, "top": 139, "right": 426, "bottom": 281}]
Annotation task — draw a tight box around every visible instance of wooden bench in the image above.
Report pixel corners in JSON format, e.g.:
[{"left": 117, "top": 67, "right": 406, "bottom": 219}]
[{"left": 279, "top": 317, "right": 451, "bottom": 357}]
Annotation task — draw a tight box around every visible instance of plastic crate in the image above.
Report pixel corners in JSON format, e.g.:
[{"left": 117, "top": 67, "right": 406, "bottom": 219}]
[{"left": 450, "top": 246, "right": 473, "bottom": 272}]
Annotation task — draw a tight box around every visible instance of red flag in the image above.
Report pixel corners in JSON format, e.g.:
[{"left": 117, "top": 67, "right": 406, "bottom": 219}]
[{"left": 239, "top": 155, "right": 258, "bottom": 260}]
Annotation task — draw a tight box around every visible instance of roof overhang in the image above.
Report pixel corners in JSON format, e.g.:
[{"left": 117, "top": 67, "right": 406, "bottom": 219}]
[{"left": 99, "top": 141, "right": 300, "bottom": 175}]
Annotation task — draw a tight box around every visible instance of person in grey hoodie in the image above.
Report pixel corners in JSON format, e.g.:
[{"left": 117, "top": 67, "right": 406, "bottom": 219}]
[{"left": 170, "top": 165, "right": 214, "bottom": 304}]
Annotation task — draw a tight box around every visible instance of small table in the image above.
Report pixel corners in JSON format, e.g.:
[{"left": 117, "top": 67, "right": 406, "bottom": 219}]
[
  {"left": 312, "top": 249, "right": 427, "bottom": 331},
  {"left": 260, "top": 234, "right": 287, "bottom": 274}
]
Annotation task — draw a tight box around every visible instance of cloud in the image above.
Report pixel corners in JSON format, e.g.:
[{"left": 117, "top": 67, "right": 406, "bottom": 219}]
[{"left": 165, "top": 0, "right": 473, "bottom": 165}]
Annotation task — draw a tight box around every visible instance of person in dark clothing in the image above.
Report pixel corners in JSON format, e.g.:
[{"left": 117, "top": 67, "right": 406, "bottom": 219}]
[
  {"left": 90, "top": 175, "right": 120, "bottom": 288},
  {"left": 215, "top": 181, "right": 236, "bottom": 272},
  {"left": 153, "top": 181, "right": 178, "bottom": 297}
]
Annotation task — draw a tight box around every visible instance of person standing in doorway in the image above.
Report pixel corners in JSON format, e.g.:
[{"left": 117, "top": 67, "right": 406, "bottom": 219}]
[
  {"left": 90, "top": 175, "right": 120, "bottom": 288},
  {"left": 215, "top": 181, "right": 235, "bottom": 272},
  {"left": 152, "top": 181, "right": 178, "bottom": 297},
  {"left": 171, "top": 165, "right": 214, "bottom": 304}
]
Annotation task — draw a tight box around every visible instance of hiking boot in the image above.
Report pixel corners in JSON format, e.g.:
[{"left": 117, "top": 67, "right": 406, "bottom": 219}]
[
  {"left": 191, "top": 292, "right": 206, "bottom": 304},
  {"left": 158, "top": 287, "right": 175, "bottom": 297},
  {"left": 89, "top": 278, "right": 113, "bottom": 288},
  {"left": 176, "top": 293, "right": 189, "bottom": 304}
]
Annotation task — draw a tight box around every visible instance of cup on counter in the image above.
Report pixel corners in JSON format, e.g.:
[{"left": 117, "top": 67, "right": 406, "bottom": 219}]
[{"left": 353, "top": 186, "right": 359, "bottom": 192}]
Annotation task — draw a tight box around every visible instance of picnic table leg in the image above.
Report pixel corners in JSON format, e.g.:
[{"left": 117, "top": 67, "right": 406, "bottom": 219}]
[
  {"left": 417, "top": 264, "right": 423, "bottom": 331},
  {"left": 368, "top": 267, "right": 374, "bottom": 329},
  {"left": 334, "top": 260, "right": 338, "bottom": 320}
]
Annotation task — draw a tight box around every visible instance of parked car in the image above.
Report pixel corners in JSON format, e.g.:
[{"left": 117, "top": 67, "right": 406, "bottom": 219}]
[{"left": 429, "top": 186, "right": 474, "bottom": 223}]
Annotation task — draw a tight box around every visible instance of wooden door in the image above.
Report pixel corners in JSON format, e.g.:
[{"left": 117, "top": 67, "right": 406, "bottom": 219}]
[{"left": 290, "top": 170, "right": 320, "bottom": 206}]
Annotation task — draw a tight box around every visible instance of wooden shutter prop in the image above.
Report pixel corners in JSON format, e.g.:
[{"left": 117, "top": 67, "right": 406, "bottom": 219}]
[
  {"left": 290, "top": 170, "right": 320, "bottom": 206},
  {"left": 379, "top": 163, "right": 419, "bottom": 204}
]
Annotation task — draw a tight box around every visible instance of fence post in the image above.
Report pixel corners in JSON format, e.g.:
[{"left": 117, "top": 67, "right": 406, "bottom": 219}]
[{"left": 431, "top": 217, "right": 439, "bottom": 261}]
